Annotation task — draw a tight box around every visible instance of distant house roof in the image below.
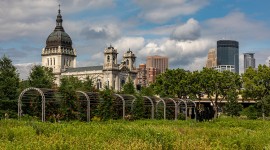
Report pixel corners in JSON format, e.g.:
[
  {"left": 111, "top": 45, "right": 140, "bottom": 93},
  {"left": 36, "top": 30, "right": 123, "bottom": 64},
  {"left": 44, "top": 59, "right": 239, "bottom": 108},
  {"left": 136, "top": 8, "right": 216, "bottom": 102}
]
[{"left": 64, "top": 66, "right": 103, "bottom": 73}]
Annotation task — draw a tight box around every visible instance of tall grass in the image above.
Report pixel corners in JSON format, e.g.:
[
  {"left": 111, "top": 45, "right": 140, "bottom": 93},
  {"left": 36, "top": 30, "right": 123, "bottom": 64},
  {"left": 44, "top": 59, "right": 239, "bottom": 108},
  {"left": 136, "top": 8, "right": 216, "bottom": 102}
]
[{"left": 0, "top": 118, "right": 270, "bottom": 149}]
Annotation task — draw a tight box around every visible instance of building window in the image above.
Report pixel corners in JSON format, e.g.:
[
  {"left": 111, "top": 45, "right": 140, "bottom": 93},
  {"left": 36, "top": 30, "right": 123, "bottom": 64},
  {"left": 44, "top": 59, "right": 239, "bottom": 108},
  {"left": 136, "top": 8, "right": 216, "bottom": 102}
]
[
  {"left": 53, "top": 58, "right": 55, "bottom": 65},
  {"left": 107, "top": 56, "right": 110, "bottom": 62},
  {"left": 50, "top": 58, "right": 52, "bottom": 65},
  {"left": 47, "top": 58, "right": 49, "bottom": 66}
]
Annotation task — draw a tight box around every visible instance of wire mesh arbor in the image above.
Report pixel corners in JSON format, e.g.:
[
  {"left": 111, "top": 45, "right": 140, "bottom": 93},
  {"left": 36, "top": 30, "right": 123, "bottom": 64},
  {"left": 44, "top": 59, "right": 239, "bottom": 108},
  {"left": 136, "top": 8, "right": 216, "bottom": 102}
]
[{"left": 18, "top": 88, "right": 197, "bottom": 121}]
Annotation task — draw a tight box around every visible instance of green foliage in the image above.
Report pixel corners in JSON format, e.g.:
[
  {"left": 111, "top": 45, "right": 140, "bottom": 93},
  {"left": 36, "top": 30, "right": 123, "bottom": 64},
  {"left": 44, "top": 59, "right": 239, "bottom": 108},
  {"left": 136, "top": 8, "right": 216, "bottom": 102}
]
[
  {"left": 82, "top": 76, "right": 95, "bottom": 92},
  {"left": 224, "top": 91, "right": 243, "bottom": 117},
  {"left": 122, "top": 77, "right": 135, "bottom": 94},
  {"left": 152, "top": 68, "right": 189, "bottom": 98},
  {"left": 242, "top": 65, "right": 270, "bottom": 119},
  {"left": 0, "top": 55, "right": 20, "bottom": 100},
  {"left": 0, "top": 56, "right": 20, "bottom": 118},
  {"left": 241, "top": 105, "right": 258, "bottom": 119},
  {"left": 59, "top": 76, "right": 81, "bottom": 120},
  {"left": 132, "top": 94, "right": 145, "bottom": 119},
  {"left": 28, "top": 65, "right": 55, "bottom": 88},
  {"left": 98, "top": 87, "right": 114, "bottom": 121},
  {"left": 140, "top": 86, "right": 154, "bottom": 96}
]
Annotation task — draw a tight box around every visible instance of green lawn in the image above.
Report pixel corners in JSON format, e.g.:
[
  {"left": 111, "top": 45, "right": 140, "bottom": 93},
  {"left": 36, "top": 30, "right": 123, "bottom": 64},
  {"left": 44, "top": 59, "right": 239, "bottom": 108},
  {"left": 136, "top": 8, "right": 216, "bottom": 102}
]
[{"left": 0, "top": 118, "right": 270, "bottom": 150}]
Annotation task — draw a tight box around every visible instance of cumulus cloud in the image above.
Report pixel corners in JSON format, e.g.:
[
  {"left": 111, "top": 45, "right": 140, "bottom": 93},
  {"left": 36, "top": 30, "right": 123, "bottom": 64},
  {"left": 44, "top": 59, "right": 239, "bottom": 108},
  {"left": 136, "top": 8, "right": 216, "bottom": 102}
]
[
  {"left": 15, "top": 63, "right": 38, "bottom": 80},
  {"left": 138, "top": 38, "right": 214, "bottom": 69},
  {"left": 171, "top": 18, "right": 200, "bottom": 41},
  {"left": 81, "top": 24, "right": 121, "bottom": 41},
  {"left": 113, "top": 37, "right": 145, "bottom": 56},
  {"left": 0, "top": 0, "right": 115, "bottom": 41},
  {"left": 203, "top": 12, "right": 270, "bottom": 40},
  {"left": 133, "top": 0, "right": 209, "bottom": 23}
]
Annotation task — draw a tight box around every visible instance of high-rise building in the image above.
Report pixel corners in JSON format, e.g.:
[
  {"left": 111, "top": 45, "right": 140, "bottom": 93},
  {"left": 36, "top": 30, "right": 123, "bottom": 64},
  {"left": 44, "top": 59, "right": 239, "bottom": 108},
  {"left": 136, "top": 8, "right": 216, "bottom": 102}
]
[
  {"left": 206, "top": 48, "right": 217, "bottom": 68},
  {"left": 217, "top": 40, "right": 239, "bottom": 73},
  {"left": 146, "top": 55, "right": 168, "bottom": 74},
  {"left": 135, "top": 64, "right": 147, "bottom": 87},
  {"left": 244, "top": 53, "right": 255, "bottom": 72},
  {"left": 146, "top": 55, "right": 168, "bottom": 84}
]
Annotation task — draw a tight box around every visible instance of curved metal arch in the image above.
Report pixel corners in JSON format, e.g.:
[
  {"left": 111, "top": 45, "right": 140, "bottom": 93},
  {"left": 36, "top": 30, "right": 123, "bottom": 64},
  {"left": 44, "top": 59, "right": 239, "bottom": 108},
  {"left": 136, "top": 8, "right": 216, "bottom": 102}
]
[
  {"left": 155, "top": 97, "right": 166, "bottom": 120},
  {"left": 113, "top": 94, "right": 126, "bottom": 119},
  {"left": 143, "top": 96, "right": 155, "bottom": 119},
  {"left": 176, "top": 98, "right": 188, "bottom": 120},
  {"left": 18, "top": 87, "right": 46, "bottom": 122},
  {"left": 186, "top": 99, "right": 197, "bottom": 120},
  {"left": 168, "top": 98, "right": 178, "bottom": 120},
  {"left": 76, "top": 91, "right": 91, "bottom": 122}
]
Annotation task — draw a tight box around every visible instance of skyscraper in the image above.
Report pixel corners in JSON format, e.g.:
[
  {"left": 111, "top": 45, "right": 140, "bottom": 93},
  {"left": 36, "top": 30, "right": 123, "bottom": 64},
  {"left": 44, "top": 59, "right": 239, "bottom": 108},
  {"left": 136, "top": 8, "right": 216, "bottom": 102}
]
[
  {"left": 146, "top": 55, "right": 168, "bottom": 84},
  {"left": 206, "top": 48, "right": 217, "bottom": 68},
  {"left": 244, "top": 53, "right": 255, "bottom": 72},
  {"left": 146, "top": 55, "right": 168, "bottom": 74},
  {"left": 216, "top": 40, "right": 239, "bottom": 73}
]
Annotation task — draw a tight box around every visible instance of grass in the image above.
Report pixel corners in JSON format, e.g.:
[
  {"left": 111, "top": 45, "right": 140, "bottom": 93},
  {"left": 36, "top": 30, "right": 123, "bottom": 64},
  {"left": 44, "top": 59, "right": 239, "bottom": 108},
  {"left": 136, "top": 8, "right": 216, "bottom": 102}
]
[{"left": 0, "top": 117, "right": 270, "bottom": 149}]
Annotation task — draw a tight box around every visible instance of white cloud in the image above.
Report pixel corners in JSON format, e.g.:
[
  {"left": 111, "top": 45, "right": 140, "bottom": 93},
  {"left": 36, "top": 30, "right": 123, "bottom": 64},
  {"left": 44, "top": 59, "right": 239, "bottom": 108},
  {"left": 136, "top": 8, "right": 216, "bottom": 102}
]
[
  {"left": 171, "top": 18, "right": 200, "bottom": 41},
  {"left": 81, "top": 24, "right": 121, "bottom": 41},
  {"left": 133, "top": 0, "right": 209, "bottom": 23},
  {"left": 15, "top": 63, "right": 38, "bottom": 80},
  {"left": 113, "top": 37, "right": 145, "bottom": 56},
  {"left": 138, "top": 38, "right": 214, "bottom": 69},
  {"left": 203, "top": 12, "right": 270, "bottom": 40}
]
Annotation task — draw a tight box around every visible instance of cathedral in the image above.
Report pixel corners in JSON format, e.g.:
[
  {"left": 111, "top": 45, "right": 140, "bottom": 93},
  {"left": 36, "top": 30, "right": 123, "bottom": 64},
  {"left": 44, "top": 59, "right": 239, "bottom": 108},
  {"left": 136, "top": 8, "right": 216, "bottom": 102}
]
[{"left": 41, "top": 6, "right": 137, "bottom": 91}]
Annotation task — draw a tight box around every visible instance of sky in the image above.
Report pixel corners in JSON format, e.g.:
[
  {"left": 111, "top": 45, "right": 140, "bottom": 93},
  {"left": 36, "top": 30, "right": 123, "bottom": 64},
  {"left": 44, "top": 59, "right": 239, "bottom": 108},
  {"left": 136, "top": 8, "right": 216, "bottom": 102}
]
[{"left": 1, "top": 0, "right": 270, "bottom": 79}]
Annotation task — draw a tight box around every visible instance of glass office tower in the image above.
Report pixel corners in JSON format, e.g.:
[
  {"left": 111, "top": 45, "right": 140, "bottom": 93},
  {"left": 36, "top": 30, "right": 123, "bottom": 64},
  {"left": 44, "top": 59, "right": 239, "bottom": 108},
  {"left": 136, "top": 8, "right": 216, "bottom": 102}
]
[{"left": 217, "top": 40, "right": 239, "bottom": 74}]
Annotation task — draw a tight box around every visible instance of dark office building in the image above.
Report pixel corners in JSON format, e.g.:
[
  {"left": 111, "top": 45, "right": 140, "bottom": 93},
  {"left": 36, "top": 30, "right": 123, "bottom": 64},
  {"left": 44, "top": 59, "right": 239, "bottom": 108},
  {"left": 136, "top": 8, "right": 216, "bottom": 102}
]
[
  {"left": 217, "top": 40, "right": 239, "bottom": 74},
  {"left": 244, "top": 53, "right": 255, "bottom": 72}
]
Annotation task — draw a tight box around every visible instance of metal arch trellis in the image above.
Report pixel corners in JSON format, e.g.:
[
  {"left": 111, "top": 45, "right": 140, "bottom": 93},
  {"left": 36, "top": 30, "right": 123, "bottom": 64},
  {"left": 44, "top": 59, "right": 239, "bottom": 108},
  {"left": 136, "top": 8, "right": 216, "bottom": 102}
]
[
  {"left": 18, "top": 87, "right": 46, "bottom": 122},
  {"left": 75, "top": 91, "right": 91, "bottom": 122},
  {"left": 155, "top": 97, "right": 166, "bottom": 120},
  {"left": 130, "top": 95, "right": 155, "bottom": 119},
  {"left": 113, "top": 94, "right": 126, "bottom": 119},
  {"left": 142, "top": 96, "right": 155, "bottom": 119},
  {"left": 185, "top": 99, "right": 197, "bottom": 120},
  {"left": 175, "top": 98, "right": 188, "bottom": 120},
  {"left": 168, "top": 98, "right": 178, "bottom": 120}
]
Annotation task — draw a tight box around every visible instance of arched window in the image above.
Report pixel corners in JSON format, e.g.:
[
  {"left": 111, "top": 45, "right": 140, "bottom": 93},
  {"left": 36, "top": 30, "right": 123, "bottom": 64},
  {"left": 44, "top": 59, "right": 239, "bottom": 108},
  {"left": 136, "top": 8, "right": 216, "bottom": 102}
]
[
  {"left": 107, "top": 55, "right": 110, "bottom": 62},
  {"left": 53, "top": 58, "right": 55, "bottom": 65},
  {"left": 97, "top": 79, "right": 102, "bottom": 90},
  {"left": 126, "top": 59, "right": 129, "bottom": 65},
  {"left": 50, "top": 58, "right": 52, "bottom": 65}
]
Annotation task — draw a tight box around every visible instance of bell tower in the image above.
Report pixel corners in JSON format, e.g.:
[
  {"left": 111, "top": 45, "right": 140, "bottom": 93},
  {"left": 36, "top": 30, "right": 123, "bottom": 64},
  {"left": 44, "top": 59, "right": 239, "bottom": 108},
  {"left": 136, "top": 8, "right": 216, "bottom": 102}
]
[
  {"left": 123, "top": 49, "right": 136, "bottom": 71},
  {"left": 103, "top": 45, "right": 120, "bottom": 90},
  {"left": 41, "top": 5, "right": 76, "bottom": 85}
]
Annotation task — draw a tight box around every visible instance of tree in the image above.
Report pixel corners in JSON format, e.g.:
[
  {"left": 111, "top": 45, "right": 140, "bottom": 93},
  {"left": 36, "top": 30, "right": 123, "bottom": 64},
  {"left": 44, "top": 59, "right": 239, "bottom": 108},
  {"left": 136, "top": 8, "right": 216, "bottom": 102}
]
[
  {"left": 132, "top": 93, "right": 145, "bottom": 119},
  {"left": 82, "top": 76, "right": 95, "bottom": 92},
  {"left": 242, "top": 65, "right": 270, "bottom": 119},
  {"left": 0, "top": 56, "right": 20, "bottom": 118},
  {"left": 122, "top": 77, "right": 135, "bottom": 94},
  {"left": 98, "top": 87, "right": 114, "bottom": 121},
  {"left": 28, "top": 65, "right": 55, "bottom": 88},
  {"left": 199, "top": 68, "right": 241, "bottom": 118},
  {"left": 152, "top": 69, "right": 190, "bottom": 98},
  {"left": 59, "top": 76, "right": 82, "bottom": 120},
  {"left": 224, "top": 91, "right": 243, "bottom": 117}
]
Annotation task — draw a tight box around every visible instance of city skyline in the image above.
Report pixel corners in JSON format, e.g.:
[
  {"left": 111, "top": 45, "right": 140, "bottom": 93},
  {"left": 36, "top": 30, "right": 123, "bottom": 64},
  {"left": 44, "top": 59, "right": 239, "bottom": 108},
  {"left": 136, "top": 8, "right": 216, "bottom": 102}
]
[{"left": 0, "top": 0, "right": 270, "bottom": 79}]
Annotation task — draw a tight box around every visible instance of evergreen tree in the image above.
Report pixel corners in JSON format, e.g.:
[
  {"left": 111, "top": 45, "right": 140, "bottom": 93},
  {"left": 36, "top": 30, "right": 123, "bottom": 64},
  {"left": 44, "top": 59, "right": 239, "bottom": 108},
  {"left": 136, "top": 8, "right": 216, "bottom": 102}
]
[
  {"left": 0, "top": 56, "right": 20, "bottom": 118},
  {"left": 28, "top": 65, "right": 55, "bottom": 88},
  {"left": 122, "top": 77, "right": 135, "bottom": 94}
]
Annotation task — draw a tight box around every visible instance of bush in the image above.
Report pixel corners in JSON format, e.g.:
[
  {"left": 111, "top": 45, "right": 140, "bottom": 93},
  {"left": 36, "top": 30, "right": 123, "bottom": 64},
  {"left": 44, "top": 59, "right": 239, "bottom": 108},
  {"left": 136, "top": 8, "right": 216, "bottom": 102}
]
[{"left": 241, "top": 105, "right": 258, "bottom": 119}]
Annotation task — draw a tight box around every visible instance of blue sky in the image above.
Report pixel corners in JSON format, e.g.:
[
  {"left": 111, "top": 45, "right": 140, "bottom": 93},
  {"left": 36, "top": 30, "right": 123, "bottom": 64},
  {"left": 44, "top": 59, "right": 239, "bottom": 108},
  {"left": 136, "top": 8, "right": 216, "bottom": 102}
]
[{"left": 0, "top": 0, "right": 270, "bottom": 79}]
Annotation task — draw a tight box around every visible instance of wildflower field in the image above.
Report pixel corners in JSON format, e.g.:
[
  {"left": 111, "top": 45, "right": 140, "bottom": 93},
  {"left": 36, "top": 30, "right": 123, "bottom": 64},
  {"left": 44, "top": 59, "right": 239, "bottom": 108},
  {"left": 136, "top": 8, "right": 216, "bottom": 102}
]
[{"left": 1, "top": 118, "right": 270, "bottom": 150}]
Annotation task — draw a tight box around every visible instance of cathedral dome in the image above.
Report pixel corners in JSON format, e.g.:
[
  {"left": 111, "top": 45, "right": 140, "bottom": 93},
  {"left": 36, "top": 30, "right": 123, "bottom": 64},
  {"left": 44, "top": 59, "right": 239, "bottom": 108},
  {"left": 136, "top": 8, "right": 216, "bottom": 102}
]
[{"left": 45, "top": 5, "right": 72, "bottom": 49}]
